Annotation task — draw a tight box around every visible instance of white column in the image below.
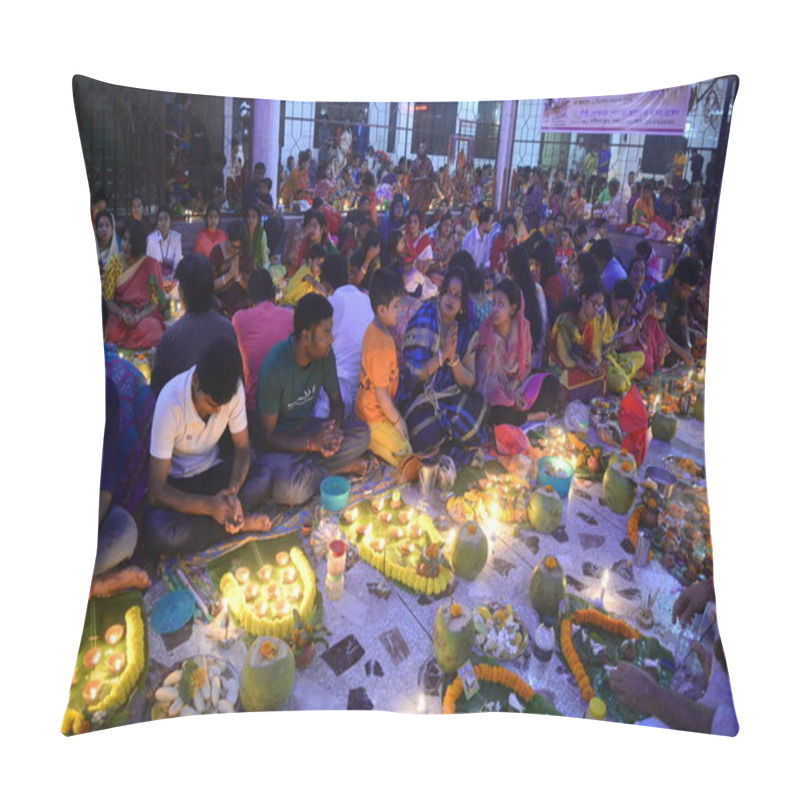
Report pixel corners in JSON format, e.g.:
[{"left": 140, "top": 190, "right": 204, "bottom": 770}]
[
  {"left": 222, "top": 96, "right": 234, "bottom": 187},
  {"left": 493, "top": 100, "right": 518, "bottom": 213},
  {"left": 252, "top": 99, "right": 281, "bottom": 201}
]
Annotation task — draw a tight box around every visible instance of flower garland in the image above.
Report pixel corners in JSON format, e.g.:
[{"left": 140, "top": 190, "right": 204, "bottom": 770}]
[
  {"left": 560, "top": 608, "right": 641, "bottom": 702},
  {"left": 88, "top": 606, "right": 146, "bottom": 714},
  {"left": 442, "top": 663, "right": 534, "bottom": 713}
]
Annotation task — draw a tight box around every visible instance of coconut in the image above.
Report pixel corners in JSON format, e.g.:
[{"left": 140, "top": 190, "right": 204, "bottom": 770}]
[
  {"left": 433, "top": 603, "right": 474, "bottom": 673},
  {"left": 602, "top": 459, "right": 638, "bottom": 515},
  {"left": 529, "top": 555, "right": 566, "bottom": 623},
  {"left": 450, "top": 522, "right": 488, "bottom": 580},
  {"left": 240, "top": 637, "right": 295, "bottom": 712},
  {"left": 693, "top": 393, "right": 705, "bottom": 422},
  {"left": 651, "top": 411, "right": 678, "bottom": 442},
  {"left": 527, "top": 485, "right": 563, "bottom": 534}
]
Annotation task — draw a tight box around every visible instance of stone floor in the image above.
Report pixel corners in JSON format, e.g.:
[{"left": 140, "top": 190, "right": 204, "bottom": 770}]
[{"left": 141, "top": 412, "right": 709, "bottom": 720}]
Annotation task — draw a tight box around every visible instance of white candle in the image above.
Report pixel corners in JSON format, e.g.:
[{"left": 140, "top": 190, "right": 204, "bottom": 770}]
[{"left": 599, "top": 570, "right": 610, "bottom": 607}]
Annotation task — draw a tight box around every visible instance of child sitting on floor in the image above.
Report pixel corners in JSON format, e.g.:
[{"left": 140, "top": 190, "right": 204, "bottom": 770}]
[
  {"left": 355, "top": 269, "right": 414, "bottom": 467},
  {"left": 281, "top": 243, "right": 327, "bottom": 306}
]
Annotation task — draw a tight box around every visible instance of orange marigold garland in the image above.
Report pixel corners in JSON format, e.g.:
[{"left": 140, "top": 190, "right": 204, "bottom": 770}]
[
  {"left": 442, "top": 663, "right": 535, "bottom": 714},
  {"left": 560, "top": 609, "right": 641, "bottom": 703}
]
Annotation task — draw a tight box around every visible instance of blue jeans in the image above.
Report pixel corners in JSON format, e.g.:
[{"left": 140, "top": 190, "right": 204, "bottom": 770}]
[
  {"left": 257, "top": 418, "right": 370, "bottom": 506},
  {"left": 143, "top": 456, "right": 273, "bottom": 555},
  {"left": 95, "top": 505, "right": 138, "bottom": 575}
]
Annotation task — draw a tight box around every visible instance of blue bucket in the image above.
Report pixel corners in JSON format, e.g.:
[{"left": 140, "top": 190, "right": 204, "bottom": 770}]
[
  {"left": 536, "top": 456, "right": 575, "bottom": 498},
  {"left": 320, "top": 476, "right": 351, "bottom": 511}
]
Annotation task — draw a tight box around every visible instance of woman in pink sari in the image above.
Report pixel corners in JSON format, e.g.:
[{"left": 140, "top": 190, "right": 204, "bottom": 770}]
[
  {"left": 103, "top": 219, "right": 168, "bottom": 349},
  {"left": 476, "top": 279, "right": 562, "bottom": 426}
]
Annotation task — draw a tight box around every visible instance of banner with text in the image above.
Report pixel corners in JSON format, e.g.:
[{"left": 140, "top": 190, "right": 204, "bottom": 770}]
[{"left": 541, "top": 87, "right": 691, "bottom": 135}]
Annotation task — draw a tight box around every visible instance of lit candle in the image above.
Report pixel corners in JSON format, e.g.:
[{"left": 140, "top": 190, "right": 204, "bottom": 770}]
[
  {"left": 599, "top": 570, "right": 610, "bottom": 608},
  {"left": 235, "top": 566, "right": 251, "bottom": 585},
  {"left": 244, "top": 582, "right": 260, "bottom": 602},
  {"left": 104, "top": 624, "right": 124, "bottom": 646},
  {"left": 417, "top": 693, "right": 427, "bottom": 714},
  {"left": 82, "top": 679, "right": 103, "bottom": 703},
  {"left": 258, "top": 565, "right": 273, "bottom": 582},
  {"left": 275, "top": 552, "right": 290, "bottom": 567},
  {"left": 282, "top": 566, "right": 298, "bottom": 584},
  {"left": 653, "top": 394, "right": 662, "bottom": 414},
  {"left": 108, "top": 652, "right": 126, "bottom": 675},
  {"left": 82, "top": 647, "right": 102, "bottom": 669}
]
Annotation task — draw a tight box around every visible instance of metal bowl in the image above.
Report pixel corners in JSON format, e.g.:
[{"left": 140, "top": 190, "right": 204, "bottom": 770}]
[{"left": 645, "top": 466, "right": 678, "bottom": 499}]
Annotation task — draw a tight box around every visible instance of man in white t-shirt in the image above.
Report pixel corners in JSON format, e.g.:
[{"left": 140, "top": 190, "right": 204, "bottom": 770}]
[
  {"left": 462, "top": 207, "right": 495, "bottom": 270},
  {"left": 313, "top": 254, "right": 374, "bottom": 419},
  {"left": 144, "top": 337, "right": 273, "bottom": 555}
]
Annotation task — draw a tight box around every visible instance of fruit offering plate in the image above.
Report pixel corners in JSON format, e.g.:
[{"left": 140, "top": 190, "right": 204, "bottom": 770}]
[
  {"left": 663, "top": 455, "right": 706, "bottom": 490},
  {"left": 62, "top": 590, "right": 148, "bottom": 735},
  {"left": 151, "top": 654, "right": 239, "bottom": 720},
  {"left": 442, "top": 659, "right": 562, "bottom": 716},
  {"left": 558, "top": 595, "right": 675, "bottom": 724},
  {"left": 571, "top": 442, "right": 611, "bottom": 481},
  {"left": 527, "top": 429, "right": 610, "bottom": 481},
  {"left": 445, "top": 472, "right": 529, "bottom": 524},
  {"left": 209, "top": 539, "right": 316, "bottom": 639},
  {"left": 338, "top": 492, "right": 453, "bottom": 595},
  {"left": 590, "top": 397, "right": 618, "bottom": 424},
  {"left": 657, "top": 490, "right": 712, "bottom": 586},
  {"left": 472, "top": 602, "right": 529, "bottom": 661}
]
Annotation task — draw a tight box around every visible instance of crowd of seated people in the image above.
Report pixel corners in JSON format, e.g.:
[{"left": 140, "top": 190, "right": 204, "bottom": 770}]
[
  {"left": 87, "top": 138, "right": 728, "bottom": 734},
  {"left": 94, "top": 146, "right": 712, "bottom": 568}
]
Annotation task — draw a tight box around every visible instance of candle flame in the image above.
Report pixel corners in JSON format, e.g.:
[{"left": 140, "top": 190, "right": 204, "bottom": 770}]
[
  {"left": 417, "top": 694, "right": 426, "bottom": 713},
  {"left": 601, "top": 570, "right": 610, "bottom": 589}
]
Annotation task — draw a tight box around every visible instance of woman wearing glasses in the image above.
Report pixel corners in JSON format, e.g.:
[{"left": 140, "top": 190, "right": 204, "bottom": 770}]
[
  {"left": 209, "top": 220, "right": 249, "bottom": 318},
  {"left": 397, "top": 266, "right": 487, "bottom": 458},
  {"left": 547, "top": 275, "right": 607, "bottom": 401}
]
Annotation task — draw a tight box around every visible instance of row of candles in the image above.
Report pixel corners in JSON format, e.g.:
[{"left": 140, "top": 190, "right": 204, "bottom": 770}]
[{"left": 79, "top": 623, "right": 128, "bottom": 703}]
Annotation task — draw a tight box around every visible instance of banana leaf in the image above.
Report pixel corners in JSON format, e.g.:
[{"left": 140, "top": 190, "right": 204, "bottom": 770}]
[
  {"left": 558, "top": 594, "right": 674, "bottom": 724},
  {"left": 442, "top": 655, "right": 562, "bottom": 716},
  {"left": 67, "top": 589, "right": 148, "bottom": 730}
]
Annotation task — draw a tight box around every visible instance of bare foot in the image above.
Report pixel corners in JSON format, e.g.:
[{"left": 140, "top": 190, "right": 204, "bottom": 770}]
[
  {"left": 331, "top": 457, "right": 368, "bottom": 478},
  {"left": 241, "top": 513, "right": 272, "bottom": 533}
]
